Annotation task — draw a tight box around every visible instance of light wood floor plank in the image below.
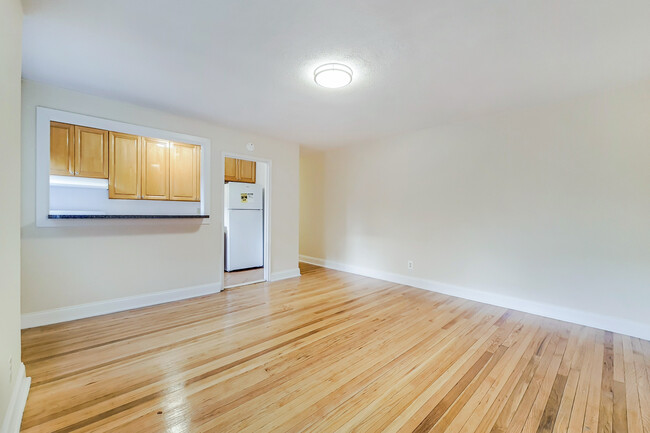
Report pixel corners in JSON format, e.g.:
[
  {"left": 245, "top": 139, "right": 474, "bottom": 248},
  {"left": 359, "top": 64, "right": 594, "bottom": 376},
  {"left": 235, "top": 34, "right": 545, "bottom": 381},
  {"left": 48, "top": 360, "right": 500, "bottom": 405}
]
[
  {"left": 20, "top": 263, "right": 649, "bottom": 432},
  {"left": 624, "top": 335, "right": 645, "bottom": 432}
]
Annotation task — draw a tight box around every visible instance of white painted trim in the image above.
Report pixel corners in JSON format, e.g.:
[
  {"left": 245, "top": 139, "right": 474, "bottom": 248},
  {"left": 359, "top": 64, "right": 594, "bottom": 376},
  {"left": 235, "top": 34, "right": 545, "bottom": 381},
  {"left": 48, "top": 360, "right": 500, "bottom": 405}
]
[
  {"left": 299, "top": 255, "right": 650, "bottom": 341},
  {"left": 36, "top": 106, "right": 212, "bottom": 227},
  {"left": 21, "top": 281, "right": 222, "bottom": 329},
  {"left": 270, "top": 268, "right": 301, "bottom": 282},
  {"left": 221, "top": 153, "right": 273, "bottom": 284},
  {"left": 0, "top": 363, "right": 30, "bottom": 433}
]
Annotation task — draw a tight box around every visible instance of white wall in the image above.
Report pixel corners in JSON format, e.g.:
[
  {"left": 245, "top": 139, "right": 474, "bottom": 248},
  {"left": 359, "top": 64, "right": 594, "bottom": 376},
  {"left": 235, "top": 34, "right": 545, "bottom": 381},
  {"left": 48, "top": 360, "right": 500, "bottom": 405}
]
[
  {"left": 0, "top": 0, "right": 23, "bottom": 424},
  {"left": 299, "top": 147, "right": 325, "bottom": 258},
  {"left": 300, "top": 80, "right": 650, "bottom": 336},
  {"left": 21, "top": 80, "right": 299, "bottom": 315}
]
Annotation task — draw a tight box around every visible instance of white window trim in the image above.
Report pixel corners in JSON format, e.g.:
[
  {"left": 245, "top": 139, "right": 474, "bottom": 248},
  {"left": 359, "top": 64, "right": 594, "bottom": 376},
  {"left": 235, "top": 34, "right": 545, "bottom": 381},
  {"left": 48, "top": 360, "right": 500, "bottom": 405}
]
[{"left": 36, "top": 106, "right": 211, "bottom": 227}]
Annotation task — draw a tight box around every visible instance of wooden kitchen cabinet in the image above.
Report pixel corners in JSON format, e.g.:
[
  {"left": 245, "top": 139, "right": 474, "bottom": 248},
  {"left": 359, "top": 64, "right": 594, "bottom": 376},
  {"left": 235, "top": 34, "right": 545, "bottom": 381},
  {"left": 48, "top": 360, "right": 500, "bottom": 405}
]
[
  {"left": 170, "top": 142, "right": 201, "bottom": 201},
  {"left": 238, "top": 159, "right": 256, "bottom": 183},
  {"left": 50, "top": 122, "right": 75, "bottom": 176},
  {"left": 51, "top": 121, "right": 205, "bottom": 203},
  {"left": 224, "top": 157, "right": 238, "bottom": 182},
  {"left": 141, "top": 137, "right": 170, "bottom": 200},
  {"left": 224, "top": 157, "right": 256, "bottom": 183},
  {"left": 109, "top": 132, "right": 141, "bottom": 199},
  {"left": 74, "top": 126, "right": 109, "bottom": 178}
]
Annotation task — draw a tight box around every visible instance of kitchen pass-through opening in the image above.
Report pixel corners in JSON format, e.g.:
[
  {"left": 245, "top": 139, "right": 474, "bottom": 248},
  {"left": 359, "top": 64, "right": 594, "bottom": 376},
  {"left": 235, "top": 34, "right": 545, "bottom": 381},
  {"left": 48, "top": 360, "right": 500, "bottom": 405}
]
[{"left": 223, "top": 155, "right": 270, "bottom": 289}]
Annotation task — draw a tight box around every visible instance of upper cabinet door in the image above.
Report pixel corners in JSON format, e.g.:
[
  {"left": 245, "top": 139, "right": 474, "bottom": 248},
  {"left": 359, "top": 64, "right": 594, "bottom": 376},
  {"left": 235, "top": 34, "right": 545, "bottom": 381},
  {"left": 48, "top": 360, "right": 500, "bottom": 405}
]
[
  {"left": 225, "top": 157, "right": 238, "bottom": 182},
  {"left": 50, "top": 122, "right": 75, "bottom": 176},
  {"left": 170, "top": 142, "right": 200, "bottom": 201},
  {"left": 141, "top": 137, "right": 170, "bottom": 200},
  {"left": 109, "top": 132, "right": 141, "bottom": 200},
  {"left": 238, "top": 159, "right": 256, "bottom": 183},
  {"left": 75, "top": 126, "right": 109, "bottom": 178}
]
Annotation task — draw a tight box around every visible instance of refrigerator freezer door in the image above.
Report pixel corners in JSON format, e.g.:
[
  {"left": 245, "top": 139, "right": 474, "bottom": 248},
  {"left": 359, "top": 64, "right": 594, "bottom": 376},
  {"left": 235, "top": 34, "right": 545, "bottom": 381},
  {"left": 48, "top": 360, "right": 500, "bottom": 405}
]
[
  {"left": 225, "top": 209, "right": 264, "bottom": 271},
  {"left": 225, "top": 183, "right": 262, "bottom": 210}
]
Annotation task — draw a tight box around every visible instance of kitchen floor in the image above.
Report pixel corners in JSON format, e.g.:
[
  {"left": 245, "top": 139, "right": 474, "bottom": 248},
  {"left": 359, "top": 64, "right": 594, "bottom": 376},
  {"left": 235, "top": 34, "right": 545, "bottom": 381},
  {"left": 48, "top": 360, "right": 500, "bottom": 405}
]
[{"left": 224, "top": 267, "right": 264, "bottom": 288}]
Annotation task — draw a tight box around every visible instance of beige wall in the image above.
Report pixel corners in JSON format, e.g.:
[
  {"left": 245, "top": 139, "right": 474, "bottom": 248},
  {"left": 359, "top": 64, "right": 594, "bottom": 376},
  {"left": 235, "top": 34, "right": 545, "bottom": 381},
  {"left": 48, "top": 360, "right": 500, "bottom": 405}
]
[
  {"left": 299, "top": 147, "right": 325, "bottom": 258},
  {"left": 0, "top": 0, "right": 23, "bottom": 421},
  {"left": 21, "top": 80, "right": 299, "bottom": 314},
  {"left": 300, "top": 81, "right": 650, "bottom": 328}
]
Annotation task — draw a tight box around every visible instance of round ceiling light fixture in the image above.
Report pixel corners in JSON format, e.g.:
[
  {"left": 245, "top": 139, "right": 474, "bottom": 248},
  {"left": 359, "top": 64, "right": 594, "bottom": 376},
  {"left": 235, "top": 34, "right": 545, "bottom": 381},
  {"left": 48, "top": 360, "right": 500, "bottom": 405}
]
[{"left": 314, "top": 63, "right": 353, "bottom": 88}]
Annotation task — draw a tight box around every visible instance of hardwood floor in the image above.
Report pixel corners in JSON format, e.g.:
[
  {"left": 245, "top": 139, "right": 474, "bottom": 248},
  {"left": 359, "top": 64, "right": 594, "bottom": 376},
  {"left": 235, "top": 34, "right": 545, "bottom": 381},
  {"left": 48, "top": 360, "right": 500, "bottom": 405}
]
[
  {"left": 224, "top": 267, "right": 265, "bottom": 288},
  {"left": 21, "top": 263, "right": 650, "bottom": 432}
]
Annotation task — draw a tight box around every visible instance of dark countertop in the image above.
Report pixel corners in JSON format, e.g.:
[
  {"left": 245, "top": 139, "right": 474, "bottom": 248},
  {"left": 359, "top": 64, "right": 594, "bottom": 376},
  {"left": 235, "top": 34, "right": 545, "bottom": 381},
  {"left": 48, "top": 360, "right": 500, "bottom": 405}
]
[{"left": 48, "top": 214, "right": 210, "bottom": 219}]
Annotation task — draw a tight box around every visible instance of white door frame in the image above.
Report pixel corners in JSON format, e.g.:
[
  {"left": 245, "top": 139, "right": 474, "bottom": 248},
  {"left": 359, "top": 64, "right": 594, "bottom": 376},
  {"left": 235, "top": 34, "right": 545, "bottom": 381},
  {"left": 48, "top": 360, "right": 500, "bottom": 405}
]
[{"left": 222, "top": 152, "right": 272, "bottom": 288}]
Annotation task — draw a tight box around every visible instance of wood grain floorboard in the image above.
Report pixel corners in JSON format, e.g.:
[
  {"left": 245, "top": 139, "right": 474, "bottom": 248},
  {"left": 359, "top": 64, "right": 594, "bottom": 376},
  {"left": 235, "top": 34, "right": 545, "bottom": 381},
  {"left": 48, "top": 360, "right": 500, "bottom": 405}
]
[
  {"left": 224, "top": 267, "right": 265, "bottom": 288},
  {"left": 21, "top": 263, "right": 650, "bottom": 432}
]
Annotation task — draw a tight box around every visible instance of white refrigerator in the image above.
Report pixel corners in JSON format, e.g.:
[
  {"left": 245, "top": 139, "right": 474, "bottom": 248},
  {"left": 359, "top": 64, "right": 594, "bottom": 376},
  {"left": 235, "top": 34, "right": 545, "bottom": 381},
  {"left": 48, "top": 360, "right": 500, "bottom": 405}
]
[{"left": 224, "top": 183, "right": 264, "bottom": 271}]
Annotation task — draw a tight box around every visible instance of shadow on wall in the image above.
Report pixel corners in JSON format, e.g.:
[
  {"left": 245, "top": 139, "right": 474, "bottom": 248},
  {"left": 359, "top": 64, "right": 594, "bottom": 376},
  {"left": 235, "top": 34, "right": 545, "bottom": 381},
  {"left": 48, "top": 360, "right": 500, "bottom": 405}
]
[{"left": 299, "top": 148, "right": 329, "bottom": 259}]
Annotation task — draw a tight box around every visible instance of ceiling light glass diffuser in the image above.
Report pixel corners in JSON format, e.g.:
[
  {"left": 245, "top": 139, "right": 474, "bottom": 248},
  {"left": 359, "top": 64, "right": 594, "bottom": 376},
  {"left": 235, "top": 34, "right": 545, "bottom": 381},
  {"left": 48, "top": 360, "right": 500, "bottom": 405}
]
[{"left": 314, "top": 63, "right": 353, "bottom": 88}]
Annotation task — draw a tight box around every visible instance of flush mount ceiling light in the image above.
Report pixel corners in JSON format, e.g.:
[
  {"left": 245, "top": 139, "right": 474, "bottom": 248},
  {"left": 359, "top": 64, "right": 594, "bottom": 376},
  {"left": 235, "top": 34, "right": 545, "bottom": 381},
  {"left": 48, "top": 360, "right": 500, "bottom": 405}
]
[{"left": 314, "top": 63, "right": 353, "bottom": 88}]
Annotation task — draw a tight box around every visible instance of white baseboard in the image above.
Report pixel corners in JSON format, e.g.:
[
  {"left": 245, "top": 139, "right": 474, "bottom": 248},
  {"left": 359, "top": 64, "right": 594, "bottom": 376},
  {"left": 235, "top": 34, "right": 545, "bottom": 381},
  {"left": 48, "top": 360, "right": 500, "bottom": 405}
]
[
  {"left": 0, "top": 363, "right": 31, "bottom": 433},
  {"left": 299, "top": 254, "right": 650, "bottom": 341},
  {"left": 270, "top": 268, "right": 301, "bottom": 282},
  {"left": 21, "top": 281, "right": 222, "bottom": 329}
]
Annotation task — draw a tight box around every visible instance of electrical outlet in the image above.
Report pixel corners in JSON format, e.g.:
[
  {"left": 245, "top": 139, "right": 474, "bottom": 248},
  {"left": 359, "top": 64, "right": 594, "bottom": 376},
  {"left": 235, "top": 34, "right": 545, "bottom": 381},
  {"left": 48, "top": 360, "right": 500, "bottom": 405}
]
[{"left": 407, "top": 260, "right": 414, "bottom": 270}]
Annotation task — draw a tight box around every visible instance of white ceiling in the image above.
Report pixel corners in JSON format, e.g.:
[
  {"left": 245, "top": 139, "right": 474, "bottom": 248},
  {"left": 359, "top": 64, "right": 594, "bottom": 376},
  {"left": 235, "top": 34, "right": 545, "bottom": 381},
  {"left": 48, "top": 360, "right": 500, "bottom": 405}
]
[{"left": 22, "top": 0, "right": 650, "bottom": 147}]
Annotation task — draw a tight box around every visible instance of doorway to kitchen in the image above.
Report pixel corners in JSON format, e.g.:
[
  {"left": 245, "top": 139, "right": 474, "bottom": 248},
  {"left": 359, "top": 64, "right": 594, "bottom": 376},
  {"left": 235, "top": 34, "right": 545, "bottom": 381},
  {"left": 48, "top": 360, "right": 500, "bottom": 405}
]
[{"left": 222, "top": 154, "right": 270, "bottom": 289}]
